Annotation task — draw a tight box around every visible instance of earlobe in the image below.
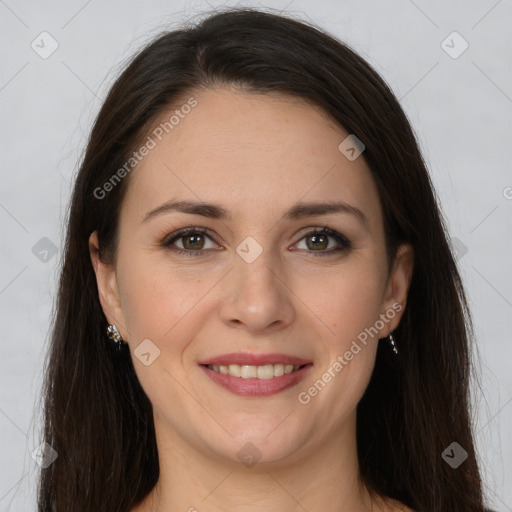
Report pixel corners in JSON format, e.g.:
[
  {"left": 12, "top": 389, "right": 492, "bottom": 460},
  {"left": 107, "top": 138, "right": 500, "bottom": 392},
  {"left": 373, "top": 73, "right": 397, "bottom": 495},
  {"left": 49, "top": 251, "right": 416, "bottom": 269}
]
[
  {"left": 88, "top": 231, "right": 125, "bottom": 331},
  {"left": 381, "top": 243, "right": 414, "bottom": 335}
]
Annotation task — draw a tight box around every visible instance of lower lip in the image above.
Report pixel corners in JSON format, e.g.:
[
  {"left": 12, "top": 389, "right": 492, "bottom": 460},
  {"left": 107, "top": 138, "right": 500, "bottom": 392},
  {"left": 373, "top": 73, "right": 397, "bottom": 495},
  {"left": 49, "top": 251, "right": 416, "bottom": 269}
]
[{"left": 199, "top": 364, "right": 313, "bottom": 397}]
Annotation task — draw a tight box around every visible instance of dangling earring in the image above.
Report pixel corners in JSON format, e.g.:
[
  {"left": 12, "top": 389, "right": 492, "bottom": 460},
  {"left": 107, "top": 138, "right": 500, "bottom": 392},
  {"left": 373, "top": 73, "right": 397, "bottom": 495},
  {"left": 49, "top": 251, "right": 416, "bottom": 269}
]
[
  {"left": 106, "top": 324, "right": 126, "bottom": 352},
  {"left": 388, "top": 332, "right": 398, "bottom": 355}
]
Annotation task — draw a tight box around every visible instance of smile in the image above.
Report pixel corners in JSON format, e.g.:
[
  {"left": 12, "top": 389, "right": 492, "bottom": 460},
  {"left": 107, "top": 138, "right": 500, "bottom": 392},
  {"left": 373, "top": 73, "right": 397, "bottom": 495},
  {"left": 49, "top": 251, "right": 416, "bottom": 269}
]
[
  {"left": 205, "top": 363, "right": 304, "bottom": 379},
  {"left": 199, "top": 362, "right": 313, "bottom": 397}
]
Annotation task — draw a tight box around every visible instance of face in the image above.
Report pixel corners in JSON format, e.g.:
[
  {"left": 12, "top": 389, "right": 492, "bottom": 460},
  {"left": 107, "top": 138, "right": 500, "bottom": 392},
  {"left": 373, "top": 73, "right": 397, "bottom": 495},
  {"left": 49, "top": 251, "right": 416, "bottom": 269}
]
[{"left": 90, "top": 86, "right": 413, "bottom": 468}]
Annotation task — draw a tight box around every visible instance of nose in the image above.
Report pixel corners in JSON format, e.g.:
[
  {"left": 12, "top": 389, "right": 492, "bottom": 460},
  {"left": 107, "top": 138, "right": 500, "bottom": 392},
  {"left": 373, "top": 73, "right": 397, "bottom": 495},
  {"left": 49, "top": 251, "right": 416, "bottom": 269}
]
[{"left": 219, "top": 250, "right": 295, "bottom": 334}]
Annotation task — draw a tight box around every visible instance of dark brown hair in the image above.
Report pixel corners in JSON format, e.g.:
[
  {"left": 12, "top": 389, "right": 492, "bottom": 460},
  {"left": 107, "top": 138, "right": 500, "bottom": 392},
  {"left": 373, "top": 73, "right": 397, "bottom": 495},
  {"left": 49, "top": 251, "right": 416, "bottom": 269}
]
[{"left": 37, "top": 7, "right": 488, "bottom": 512}]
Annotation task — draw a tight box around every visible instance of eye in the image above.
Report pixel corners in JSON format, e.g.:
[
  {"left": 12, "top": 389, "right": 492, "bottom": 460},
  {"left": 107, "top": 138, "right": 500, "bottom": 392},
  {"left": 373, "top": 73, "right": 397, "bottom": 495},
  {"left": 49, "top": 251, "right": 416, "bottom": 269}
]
[
  {"left": 293, "top": 227, "right": 352, "bottom": 256},
  {"left": 162, "top": 227, "right": 220, "bottom": 256},
  {"left": 161, "top": 226, "right": 351, "bottom": 257}
]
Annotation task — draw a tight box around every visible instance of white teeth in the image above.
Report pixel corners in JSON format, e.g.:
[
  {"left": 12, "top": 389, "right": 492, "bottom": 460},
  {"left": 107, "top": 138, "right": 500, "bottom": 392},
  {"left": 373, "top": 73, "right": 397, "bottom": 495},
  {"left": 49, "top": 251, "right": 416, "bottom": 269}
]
[
  {"left": 274, "top": 364, "right": 285, "bottom": 377},
  {"left": 208, "top": 363, "right": 303, "bottom": 379},
  {"left": 241, "top": 365, "right": 257, "bottom": 378},
  {"left": 256, "top": 364, "right": 274, "bottom": 380},
  {"left": 228, "top": 364, "right": 241, "bottom": 377}
]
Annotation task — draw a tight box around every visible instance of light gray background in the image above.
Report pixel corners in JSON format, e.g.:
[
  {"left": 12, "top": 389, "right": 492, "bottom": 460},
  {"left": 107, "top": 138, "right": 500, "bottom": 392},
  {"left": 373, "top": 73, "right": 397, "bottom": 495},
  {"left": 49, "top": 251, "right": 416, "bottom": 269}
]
[{"left": 1, "top": 0, "right": 511, "bottom": 510}]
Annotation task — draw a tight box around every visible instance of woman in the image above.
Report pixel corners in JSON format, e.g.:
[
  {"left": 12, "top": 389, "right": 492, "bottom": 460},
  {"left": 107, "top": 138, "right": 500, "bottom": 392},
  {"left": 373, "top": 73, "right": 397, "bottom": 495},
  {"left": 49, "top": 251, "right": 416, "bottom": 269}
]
[{"left": 37, "top": 8, "right": 489, "bottom": 512}]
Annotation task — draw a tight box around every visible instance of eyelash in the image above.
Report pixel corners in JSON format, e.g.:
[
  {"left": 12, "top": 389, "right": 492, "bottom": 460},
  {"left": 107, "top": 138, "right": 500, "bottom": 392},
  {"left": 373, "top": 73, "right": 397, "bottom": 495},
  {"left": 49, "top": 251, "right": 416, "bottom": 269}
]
[{"left": 161, "top": 226, "right": 352, "bottom": 258}]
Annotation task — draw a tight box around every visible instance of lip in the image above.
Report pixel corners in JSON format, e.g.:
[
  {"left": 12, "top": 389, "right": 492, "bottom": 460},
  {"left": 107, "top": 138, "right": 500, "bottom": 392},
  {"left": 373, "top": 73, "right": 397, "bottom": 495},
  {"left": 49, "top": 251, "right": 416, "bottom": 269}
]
[
  {"left": 197, "top": 352, "right": 312, "bottom": 366},
  {"left": 199, "top": 364, "right": 313, "bottom": 397},
  {"left": 197, "top": 352, "right": 313, "bottom": 398}
]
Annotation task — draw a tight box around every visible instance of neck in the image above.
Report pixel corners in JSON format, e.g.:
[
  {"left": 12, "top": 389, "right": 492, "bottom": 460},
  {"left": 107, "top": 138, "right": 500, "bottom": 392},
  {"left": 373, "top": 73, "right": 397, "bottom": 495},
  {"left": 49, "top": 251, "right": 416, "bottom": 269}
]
[{"left": 135, "top": 411, "right": 376, "bottom": 512}]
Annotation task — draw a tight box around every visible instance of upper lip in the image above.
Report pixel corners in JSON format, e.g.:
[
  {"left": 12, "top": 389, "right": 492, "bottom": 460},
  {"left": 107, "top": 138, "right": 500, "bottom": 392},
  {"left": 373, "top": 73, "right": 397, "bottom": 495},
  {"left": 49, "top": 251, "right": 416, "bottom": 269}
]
[{"left": 197, "top": 352, "right": 312, "bottom": 366}]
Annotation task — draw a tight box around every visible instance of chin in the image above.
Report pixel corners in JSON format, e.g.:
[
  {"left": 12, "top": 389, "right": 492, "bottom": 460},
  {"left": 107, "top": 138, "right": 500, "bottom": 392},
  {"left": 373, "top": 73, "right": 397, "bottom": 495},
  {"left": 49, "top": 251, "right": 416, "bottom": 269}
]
[{"left": 202, "top": 425, "right": 309, "bottom": 469}]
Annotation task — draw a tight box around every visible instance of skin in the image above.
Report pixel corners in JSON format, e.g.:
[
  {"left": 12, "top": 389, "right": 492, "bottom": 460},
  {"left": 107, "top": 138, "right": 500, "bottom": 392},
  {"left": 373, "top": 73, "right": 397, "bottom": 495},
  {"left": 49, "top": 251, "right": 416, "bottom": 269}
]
[{"left": 90, "top": 86, "right": 414, "bottom": 512}]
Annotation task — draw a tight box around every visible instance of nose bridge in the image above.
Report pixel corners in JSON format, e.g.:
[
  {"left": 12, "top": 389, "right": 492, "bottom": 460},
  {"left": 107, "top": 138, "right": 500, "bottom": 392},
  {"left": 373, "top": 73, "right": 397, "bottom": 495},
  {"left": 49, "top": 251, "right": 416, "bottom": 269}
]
[
  {"left": 219, "top": 235, "right": 295, "bottom": 331},
  {"left": 233, "top": 238, "right": 282, "bottom": 299}
]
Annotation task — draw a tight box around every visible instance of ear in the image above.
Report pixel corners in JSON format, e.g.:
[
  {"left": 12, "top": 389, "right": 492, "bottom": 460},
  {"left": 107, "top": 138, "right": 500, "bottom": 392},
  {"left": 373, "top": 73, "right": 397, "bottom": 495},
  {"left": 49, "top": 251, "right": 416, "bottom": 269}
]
[
  {"left": 89, "top": 231, "right": 128, "bottom": 339},
  {"left": 378, "top": 243, "right": 414, "bottom": 337}
]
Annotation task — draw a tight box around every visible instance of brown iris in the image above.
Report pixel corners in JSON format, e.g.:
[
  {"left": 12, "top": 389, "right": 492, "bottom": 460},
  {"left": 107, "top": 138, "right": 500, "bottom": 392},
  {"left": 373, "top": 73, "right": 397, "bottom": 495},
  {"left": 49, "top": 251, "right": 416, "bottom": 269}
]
[
  {"left": 182, "top": 233, "right": 205, "bottom": 250},
  {"left": 306, "top": 233, "right": 328, "bottom": 251}
]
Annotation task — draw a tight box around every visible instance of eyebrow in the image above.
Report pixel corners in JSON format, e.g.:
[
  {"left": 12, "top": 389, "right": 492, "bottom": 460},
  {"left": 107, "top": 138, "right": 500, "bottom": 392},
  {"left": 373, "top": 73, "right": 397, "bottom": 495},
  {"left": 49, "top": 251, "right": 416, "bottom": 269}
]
[{"left": 143, "top": 199, "right": 369, "bottom": 229}]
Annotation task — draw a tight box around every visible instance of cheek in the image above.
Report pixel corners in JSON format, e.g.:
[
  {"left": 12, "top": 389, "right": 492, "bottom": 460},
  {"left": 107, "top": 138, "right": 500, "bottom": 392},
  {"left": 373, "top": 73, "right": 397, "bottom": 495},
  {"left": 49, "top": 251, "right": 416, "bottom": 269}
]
[
  {"left": 295, "top": 259, "right": 386, "bottom": 346},
  {"left": 294, "top": 257, "right": 385, "bottom": 409},
  {"left": 116, "top": 252, "right": 220, "bottom": 347},
  {"left": 297, "top": 271, "right": 383, "bottom": 432}
]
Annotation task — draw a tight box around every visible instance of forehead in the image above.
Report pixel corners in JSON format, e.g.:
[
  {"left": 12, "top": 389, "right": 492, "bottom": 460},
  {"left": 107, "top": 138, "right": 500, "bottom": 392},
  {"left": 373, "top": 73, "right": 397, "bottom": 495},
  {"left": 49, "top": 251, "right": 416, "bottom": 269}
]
[{"left": 122, "top": 87, "right": 382, "bottom": 228}]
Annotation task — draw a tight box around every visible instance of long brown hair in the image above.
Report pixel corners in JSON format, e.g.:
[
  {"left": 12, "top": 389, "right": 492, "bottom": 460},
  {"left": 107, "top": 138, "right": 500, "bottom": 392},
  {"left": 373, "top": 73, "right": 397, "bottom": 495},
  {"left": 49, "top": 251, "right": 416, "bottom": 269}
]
[{"left": 37, "top": 7, "right": 488, "bottom": 511}]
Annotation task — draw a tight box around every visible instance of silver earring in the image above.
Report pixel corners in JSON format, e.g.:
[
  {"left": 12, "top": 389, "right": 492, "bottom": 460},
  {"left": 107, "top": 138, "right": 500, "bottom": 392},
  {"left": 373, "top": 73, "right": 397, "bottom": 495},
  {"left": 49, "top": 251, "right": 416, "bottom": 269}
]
[
  {"left": 388, "top": 332, "right": 398, "bottom": 355},
  {"left": 106, "top": 324, "right": 126, "bottom": 352}
]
